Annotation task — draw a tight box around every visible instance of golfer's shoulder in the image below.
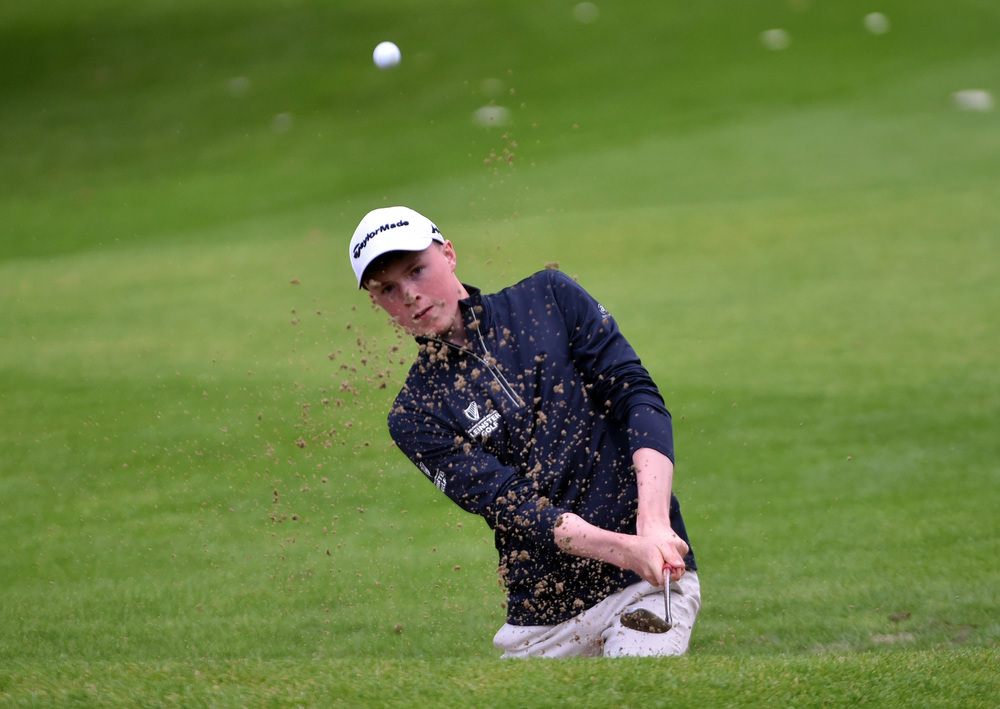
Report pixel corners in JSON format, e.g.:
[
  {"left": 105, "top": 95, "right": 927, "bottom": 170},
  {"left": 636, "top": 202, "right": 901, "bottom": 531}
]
[{"left": 493, "top": 268, "right": 579, "bottom": 302}]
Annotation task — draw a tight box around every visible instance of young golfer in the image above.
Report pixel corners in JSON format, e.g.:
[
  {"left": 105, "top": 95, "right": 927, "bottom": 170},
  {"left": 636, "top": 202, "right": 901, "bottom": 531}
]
[{"left": 349, "top": 206, "right": 700, "bottom": 657}]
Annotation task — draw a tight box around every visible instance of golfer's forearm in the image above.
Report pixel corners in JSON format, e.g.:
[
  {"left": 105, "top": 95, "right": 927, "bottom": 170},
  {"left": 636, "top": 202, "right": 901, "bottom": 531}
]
[
  {"left": 553, "top": 512, "right": 637, "bottom": 568},
  {"left": 632, "top": 447, "right": 674, "bottom": 530}
]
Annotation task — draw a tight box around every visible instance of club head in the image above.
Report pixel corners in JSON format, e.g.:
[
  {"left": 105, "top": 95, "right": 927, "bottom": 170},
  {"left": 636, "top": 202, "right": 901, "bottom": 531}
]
[
  {"left": 620, "top": 566, "right": 676, "bottom": 634},
  {"left": 620, "top": 608, "right": 673, "bottom": 633}
]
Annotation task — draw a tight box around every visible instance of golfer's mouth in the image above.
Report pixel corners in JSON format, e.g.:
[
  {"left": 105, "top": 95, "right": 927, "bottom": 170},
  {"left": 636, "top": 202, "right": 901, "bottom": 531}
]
[{"left": 413, "top": 305, "right": 433, "bottom": 322}]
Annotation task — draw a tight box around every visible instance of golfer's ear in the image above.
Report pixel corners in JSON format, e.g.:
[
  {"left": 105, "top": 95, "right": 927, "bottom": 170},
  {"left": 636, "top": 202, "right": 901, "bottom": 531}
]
[{"left": 442, "top": 240, "right": 458, "bottom": 271}]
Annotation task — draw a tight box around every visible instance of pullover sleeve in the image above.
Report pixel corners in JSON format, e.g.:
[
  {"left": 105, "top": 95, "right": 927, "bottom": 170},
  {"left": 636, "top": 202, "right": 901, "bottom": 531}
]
[
  {"left": 548, "top": 271, "right": 675, "bottom": 462},
  {"left": 388, "top": 403, "right": 565, "bottom": 545}
]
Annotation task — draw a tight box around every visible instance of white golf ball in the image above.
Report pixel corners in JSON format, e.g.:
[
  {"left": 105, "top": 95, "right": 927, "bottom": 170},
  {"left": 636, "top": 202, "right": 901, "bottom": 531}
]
[{"left": 373, "top": 41, "right": 401, "bottom": 70}]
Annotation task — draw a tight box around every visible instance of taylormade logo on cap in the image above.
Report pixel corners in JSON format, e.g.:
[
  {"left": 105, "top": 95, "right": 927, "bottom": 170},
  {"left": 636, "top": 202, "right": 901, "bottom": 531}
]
[
  {"left": 352, "top": 219, "right": 411, "bottom": 260},
  {"left": 349, "top": 206, "right": 444, "bottom": 288}
]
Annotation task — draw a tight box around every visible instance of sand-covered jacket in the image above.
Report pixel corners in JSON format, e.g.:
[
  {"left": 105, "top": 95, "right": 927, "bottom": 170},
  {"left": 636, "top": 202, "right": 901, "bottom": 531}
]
[{"left": 388, "top": 269, "right": 696, "bottom": 625}]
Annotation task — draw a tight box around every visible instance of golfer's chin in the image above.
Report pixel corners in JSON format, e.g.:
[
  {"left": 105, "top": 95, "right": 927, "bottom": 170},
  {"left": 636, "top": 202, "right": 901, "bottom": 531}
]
[
  {"left": 401, "top": 320, "right": 443, "bottom": 341},
  {"left": 398, "top": 309, "right": 457, "bottom": 342}
]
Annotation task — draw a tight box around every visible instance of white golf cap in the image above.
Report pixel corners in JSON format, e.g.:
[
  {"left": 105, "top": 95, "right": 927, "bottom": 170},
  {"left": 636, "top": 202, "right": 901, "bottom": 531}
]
[{"left": 349, "top": 206, "right": 445, "bottom": 288}]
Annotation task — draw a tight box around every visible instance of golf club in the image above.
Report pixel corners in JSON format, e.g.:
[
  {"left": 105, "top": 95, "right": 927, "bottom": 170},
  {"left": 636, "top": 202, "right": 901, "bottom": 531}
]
[{"left": 620, "top": 564, "right": 675, "bottom": 633}]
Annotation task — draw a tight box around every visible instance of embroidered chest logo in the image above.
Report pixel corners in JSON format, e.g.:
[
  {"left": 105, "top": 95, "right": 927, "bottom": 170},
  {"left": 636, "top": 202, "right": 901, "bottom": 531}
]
[{"left": 463, "top": 400, "right": 501, "bottom": 440}]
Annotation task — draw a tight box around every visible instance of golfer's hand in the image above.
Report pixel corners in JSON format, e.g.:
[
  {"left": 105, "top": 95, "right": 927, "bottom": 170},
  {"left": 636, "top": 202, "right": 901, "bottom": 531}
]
[
  {"left": 555, "top": 513, "right": 682, "bottom": 586},
  {"left": 616, "top": 533, "right": 681, "bottom": 587},
  {"left": 636, "top": 521, "right": 688, "bottom": 584}
]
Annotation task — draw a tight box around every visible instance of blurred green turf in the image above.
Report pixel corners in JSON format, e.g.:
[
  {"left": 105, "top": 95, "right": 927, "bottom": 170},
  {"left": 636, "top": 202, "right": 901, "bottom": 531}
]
[{"left": 1, "top": 0, "right": 997, "bottom": 705}]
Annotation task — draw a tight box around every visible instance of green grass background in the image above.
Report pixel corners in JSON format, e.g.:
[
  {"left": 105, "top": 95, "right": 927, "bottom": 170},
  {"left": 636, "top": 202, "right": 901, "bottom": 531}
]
[{"left": 1, "top": 0, "right": 998, "bottom": 706}]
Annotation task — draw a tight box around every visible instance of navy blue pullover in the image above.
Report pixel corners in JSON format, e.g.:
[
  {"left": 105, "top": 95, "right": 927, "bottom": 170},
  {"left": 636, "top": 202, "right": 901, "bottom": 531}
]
[{"left": 388, "top": 270, "right": 696, "bottom": 625}]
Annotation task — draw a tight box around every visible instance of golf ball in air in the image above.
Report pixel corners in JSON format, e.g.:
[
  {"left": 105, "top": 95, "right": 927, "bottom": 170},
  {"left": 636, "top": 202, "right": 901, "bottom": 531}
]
[{"left": 373, "top": 41, "right": 401, "bottom": 70}]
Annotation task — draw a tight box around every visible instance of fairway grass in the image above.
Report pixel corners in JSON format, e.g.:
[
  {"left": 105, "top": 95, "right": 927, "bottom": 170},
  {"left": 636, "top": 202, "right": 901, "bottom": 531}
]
[
  {"left": 2, "top": 650, "right": 997, "bottom": 708},
  {"left": 2, "top": 0, "right": 998, "bottom": 705}
]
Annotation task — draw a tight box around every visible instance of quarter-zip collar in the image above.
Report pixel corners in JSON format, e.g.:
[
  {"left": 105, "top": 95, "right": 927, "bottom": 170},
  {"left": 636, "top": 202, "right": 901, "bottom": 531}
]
[{"left": 414, "top": 284, "right": 524, "bottom": 408}]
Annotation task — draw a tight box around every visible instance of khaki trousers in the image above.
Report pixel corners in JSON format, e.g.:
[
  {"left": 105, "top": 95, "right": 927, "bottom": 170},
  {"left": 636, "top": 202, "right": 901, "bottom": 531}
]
[{"left": 494, "top": 571, "right": 701, "bottom": 658}]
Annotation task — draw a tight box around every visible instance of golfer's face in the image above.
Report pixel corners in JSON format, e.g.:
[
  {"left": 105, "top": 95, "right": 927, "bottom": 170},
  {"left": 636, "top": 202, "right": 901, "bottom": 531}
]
[{"left": 367, "top": 242, "right": 464, "bottom": 341}]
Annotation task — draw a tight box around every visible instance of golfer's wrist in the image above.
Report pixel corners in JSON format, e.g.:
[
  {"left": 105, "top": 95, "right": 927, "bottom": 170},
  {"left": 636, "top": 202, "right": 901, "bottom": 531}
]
[{"left": 635, "top": 513, "right": 671, "bottom": 538}]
